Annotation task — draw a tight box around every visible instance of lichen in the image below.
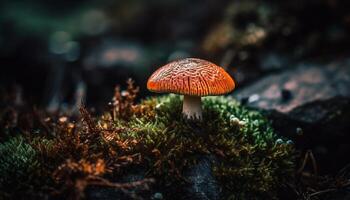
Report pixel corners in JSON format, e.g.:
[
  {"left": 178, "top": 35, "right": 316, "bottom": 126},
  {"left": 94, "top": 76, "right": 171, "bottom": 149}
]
[{"left": 0, "top": 80, "right": 294, "bottom": 199}]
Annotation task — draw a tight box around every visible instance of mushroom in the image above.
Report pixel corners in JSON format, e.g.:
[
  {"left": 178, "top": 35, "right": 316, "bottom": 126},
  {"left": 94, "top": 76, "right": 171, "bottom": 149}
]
[{"left": 147, "top": 58, "right": 235, "bottom": 119}]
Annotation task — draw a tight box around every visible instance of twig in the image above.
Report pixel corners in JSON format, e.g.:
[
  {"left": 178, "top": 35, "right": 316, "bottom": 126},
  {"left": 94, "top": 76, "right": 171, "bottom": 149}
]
[
  {"left": 309, "top": 188, "right": 337, "bottom": 198},
  {"left": 86, "top": 176, "right": 155, "bottom": 200},
  {"left": 297, "top": 150, "right": 318, "bottom": 175},
  {"left": 86, "top": 175, "right": 155, "bottom": 190}
]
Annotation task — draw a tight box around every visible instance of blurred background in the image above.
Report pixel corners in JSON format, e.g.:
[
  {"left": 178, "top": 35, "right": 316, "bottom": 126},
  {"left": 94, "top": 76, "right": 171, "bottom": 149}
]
[{"left": 1, "top": 0, "right": 350, "bottom": 110}]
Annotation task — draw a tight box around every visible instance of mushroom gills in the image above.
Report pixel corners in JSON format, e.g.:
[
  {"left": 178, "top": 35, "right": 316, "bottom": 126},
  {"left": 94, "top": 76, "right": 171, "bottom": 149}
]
[{"left": 182, "top": 95, "right": 202, "bottom": 119}]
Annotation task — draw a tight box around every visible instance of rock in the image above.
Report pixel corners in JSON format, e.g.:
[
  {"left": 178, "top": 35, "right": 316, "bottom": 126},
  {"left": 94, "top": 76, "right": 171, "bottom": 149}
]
[
  {"left": 235, "top": 60, "right": 350, "bottom": 113},
  {"left": 182, "top": 155, "right": 221, "bottom": 200},
  {"left": 234, "top": 59, "right": 350, "bottom": 173}
]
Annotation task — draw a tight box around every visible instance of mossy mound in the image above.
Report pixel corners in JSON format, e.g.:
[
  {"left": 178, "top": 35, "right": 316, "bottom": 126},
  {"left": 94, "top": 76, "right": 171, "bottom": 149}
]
[
  {"left": 100, "top": 94, "right": 295, "bottom": 199},
  {"left": 0, "top": 87, "right": 294, "bottom": 199}
]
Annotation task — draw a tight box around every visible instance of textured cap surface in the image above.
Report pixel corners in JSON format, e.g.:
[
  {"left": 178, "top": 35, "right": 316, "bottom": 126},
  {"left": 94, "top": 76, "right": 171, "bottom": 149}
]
[{"left": 147, "top": 58, "right": 235, "bottom": 96}]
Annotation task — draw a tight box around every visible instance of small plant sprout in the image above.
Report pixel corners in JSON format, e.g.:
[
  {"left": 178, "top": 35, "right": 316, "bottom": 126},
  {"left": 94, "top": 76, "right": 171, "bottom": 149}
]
[
  {"left": 275, "top": 138, "right": 284, "bottom": 145},
  {"left": 229, "top": 115, "right": 246, "bottom": 128},
  {"left": 147, "top": 58, "right": 235, "bottom": 119}
]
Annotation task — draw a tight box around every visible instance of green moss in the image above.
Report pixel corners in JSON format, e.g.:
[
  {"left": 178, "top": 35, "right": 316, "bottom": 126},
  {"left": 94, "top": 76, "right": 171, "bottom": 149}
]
[
  {"left": 100, "top": 94, "right": 295, "bottom": 199},
  {"left": 0, "top": 136, "right": 41, "bottom": 198},
  {"left": 0, "top": 92, "right": 294, "bottom": 199}
]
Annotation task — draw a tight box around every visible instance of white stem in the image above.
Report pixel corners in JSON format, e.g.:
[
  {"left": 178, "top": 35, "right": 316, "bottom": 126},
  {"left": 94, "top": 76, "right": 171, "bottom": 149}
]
[{"left": 182, "top": 95, "right": 202, "bottom": 119}]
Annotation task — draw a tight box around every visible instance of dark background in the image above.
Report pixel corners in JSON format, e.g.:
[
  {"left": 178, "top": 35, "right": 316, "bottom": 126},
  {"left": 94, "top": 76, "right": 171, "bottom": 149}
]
[{"left": 1, "top": 0, "right": 349, "bottom": 109}]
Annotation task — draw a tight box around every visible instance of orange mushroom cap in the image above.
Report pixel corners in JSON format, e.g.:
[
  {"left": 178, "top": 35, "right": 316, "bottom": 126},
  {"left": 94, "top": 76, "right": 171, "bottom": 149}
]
[{"left": 147, "top": 58, "right": 235, "bottom": 96}]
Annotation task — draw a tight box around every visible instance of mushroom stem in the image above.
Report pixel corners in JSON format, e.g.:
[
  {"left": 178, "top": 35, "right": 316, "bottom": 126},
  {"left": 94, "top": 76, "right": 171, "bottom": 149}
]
[{"left": 182, "top": 95, "right": 202, "bottom": 119}]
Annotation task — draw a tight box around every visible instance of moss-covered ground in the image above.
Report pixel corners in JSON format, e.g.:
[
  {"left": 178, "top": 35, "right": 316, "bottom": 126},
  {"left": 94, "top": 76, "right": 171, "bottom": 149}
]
[{"left": 0, "top": 81, "right": 294, "bottom": 199}]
